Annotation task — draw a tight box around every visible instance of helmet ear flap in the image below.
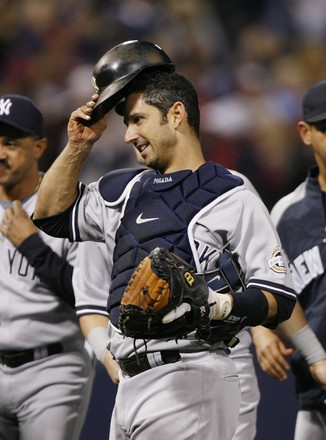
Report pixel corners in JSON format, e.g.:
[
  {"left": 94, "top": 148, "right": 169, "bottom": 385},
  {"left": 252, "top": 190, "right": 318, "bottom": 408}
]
[{"left": 91, "top": 40, "right": 175, "bottom": 120}]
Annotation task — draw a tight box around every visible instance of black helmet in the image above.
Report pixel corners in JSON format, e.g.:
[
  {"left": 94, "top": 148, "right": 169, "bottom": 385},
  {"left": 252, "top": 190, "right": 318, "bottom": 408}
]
[{"left": 91, "top": 40, "right": 175, "bottom": 120}]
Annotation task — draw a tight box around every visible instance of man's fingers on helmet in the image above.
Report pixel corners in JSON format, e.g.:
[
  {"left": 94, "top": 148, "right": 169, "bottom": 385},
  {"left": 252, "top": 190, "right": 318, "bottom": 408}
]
[
  {"left": 72, "top": 107, "right": 91, "bottom": 121},
  {"left": 86, "top": 100, "right": 96, "bottom": 109}
]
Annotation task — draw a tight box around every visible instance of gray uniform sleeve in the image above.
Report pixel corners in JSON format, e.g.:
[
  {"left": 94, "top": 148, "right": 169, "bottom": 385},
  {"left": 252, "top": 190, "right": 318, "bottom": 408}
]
[{"left": 73, "top": 241, "right": 113, "bottom": 316}]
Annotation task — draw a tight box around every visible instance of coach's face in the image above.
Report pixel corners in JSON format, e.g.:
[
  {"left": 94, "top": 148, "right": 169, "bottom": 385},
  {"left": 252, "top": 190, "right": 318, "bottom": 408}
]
[
  {"left": 0, "top": 126, "right": 46, "bottom": 190},
  {"left": 122, "top": 92, "right": 183, "bottom": 174}
]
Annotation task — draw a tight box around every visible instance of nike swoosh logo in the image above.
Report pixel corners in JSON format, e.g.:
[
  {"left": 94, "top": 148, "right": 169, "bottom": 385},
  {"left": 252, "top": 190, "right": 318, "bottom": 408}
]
[{"left": 136, "top": 213, "right": 159, "bottom": 224}]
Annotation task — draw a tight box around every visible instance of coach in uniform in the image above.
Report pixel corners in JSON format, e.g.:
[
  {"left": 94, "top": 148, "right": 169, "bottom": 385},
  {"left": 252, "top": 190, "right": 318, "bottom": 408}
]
[
  {"left": 0, "top": 95, "right": 94, "bottom": 440},
  {"left": 33, "top": 41, "right": 296, "bottom": 440}
]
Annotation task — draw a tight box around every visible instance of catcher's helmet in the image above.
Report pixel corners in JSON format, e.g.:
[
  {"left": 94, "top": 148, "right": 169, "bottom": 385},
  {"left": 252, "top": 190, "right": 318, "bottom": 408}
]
[{"left": 91, "top": 40, "right": 175, "bottom": 120}]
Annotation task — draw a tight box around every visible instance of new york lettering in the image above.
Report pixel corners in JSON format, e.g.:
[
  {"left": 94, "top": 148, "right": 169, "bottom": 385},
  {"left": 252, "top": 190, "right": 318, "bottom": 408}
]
[
  {"left": 289, "top": 245, "right": 323, "bottom": 294},
  {"left": 7, "top": 248, "right": 36, "bottom": 279}
]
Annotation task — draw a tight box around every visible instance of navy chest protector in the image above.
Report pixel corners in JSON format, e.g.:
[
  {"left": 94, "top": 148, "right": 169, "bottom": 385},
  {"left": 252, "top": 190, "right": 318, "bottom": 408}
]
[{"left": 99, "top": 162, "right": 243, "bottom": 328}]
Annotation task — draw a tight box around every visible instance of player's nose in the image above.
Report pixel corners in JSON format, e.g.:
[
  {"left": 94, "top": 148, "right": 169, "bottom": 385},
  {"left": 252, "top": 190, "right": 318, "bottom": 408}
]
[{"left": 124, "top": 123, "right": 140, "bottom": 144}]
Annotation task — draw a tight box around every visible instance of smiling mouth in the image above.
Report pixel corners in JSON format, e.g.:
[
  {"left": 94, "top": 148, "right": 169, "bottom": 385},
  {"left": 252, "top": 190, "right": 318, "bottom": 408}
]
[
  {"left": 137, "top": 144, "right": 148, "bottom": 153},
  {"left": 0, "top": 161, "right": 10, "bottom": 169}
]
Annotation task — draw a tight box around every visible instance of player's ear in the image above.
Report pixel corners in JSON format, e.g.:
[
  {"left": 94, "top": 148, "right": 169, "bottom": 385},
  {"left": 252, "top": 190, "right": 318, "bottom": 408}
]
[
  {"left": 33, "top": 137, "right": 48, "bottom": 160},
  {"left": 169, "top": 101, "right": 185, "bottom": 129},
  {"left": 297, "top": 121, "right": 312, "bottom": 145}
]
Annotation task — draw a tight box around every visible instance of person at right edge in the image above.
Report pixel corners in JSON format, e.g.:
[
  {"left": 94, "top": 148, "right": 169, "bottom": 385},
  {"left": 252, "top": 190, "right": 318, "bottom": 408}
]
[
  {"left": 252, "top": 80, "right": 326, "bottom": 440},
  {"left": 32, "top": 40, "right": 297, "bottom": 440}
]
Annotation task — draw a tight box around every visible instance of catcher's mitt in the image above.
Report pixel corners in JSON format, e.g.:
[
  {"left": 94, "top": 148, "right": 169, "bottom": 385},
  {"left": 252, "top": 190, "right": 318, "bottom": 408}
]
[{"left": 118, "top": 247, "right": 210, "bottom": 340}]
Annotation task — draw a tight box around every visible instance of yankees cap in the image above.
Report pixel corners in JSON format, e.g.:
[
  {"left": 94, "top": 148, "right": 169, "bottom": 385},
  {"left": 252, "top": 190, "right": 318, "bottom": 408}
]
[
  {"left": 302, "top": 80, "right": 326, "bottom": 123},
  {"left": 0, "top": 94, "right": 44, "bottom": 137}
]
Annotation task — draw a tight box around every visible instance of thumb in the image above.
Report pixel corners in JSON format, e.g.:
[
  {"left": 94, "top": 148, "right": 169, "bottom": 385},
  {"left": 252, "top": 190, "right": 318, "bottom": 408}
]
[
  {"left": 282, "top": 346, "right": 295, "bottom": 357},
  {"left": 12, "top": 200, "right": 23, "bottom": 212},
  {"left": 162, "top": 303, "right": 191, "bottom": 324}
]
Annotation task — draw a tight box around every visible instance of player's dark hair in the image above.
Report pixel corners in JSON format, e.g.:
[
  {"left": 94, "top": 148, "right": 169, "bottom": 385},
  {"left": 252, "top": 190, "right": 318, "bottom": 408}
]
[
  {"left": 126, "top": 70, "right": 200, "bottom": 137},
  {"left": 312, "top": 120, "right": 326, "bottom": 133}
]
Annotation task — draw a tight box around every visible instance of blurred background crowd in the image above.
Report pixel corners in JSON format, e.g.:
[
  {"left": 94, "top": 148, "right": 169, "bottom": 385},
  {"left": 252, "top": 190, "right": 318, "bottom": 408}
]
[{"left": 1, "top": 0, "right": 326, "bottom": 209}]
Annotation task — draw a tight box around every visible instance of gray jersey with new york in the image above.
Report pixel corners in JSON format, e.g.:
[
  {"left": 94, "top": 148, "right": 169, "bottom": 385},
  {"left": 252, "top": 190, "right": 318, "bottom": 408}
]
[{"left": 0, "top": 192, "right": 83, "bottom": 350}]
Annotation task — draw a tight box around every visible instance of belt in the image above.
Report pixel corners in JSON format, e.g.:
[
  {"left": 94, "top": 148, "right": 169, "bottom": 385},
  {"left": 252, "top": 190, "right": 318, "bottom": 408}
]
[
  {"left": 0, "top": 343, "right": 63, "bottom": 368},
  {"left": 118, "top": 350, "right": 181, "bottom": 377}
]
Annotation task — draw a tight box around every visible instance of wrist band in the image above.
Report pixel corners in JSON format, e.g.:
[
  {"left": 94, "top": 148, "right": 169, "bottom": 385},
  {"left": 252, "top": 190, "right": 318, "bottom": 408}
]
[
  {"left": 290, "top": 324, "right": 326, "bottom": 365},
  {"left": 230, "top": 288, "right": 269, "bottom": 326},
  {"left": 87, "top": 327, "right": 110, "bottom": 365}
]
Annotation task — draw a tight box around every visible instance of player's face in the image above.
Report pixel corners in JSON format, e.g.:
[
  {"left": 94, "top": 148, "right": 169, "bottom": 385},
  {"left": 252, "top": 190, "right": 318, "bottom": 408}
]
[
  {"left": 299, "top": 122, "right": 326, "bottom": 165},
  {"left": 0, "top": 133, "right": 41, "bottom": 190},
  {"left": 123, "top": 92, "right": 178, "bottom": 173},
  {"left": 310, "top": 128, "right": 326, "bottom": 160}
]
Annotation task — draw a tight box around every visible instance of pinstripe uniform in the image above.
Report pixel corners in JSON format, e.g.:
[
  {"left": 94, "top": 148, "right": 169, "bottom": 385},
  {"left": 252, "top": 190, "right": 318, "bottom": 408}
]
[
  {"left": 0, "top": 190, "right": 94, "bottom": 440},
  {"left": 74, "top": 169, "right": 264, "bottom": 440},
  {"left": 48, "top": 162, "right": 296, "bottom": 440}
]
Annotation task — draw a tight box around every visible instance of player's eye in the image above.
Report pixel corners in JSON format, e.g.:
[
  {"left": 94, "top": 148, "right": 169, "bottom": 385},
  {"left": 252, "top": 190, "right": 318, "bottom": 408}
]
[
  {"left": 3, "top": 139, "right": 18, "bottom": 147},
  {"left": 132, "top": 114, "right": 144, "bottom": 125}
]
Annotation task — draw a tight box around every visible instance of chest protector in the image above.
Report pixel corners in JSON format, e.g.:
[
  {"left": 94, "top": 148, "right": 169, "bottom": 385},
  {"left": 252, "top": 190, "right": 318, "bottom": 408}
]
[{"left": 99, "top": 162, "right": 243, "bottom": 327}]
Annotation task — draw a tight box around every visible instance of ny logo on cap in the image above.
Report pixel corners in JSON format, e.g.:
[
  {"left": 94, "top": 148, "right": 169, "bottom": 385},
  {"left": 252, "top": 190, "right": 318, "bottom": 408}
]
[{"left": 0, "top": 98, "right": 12, "bottom": 116}]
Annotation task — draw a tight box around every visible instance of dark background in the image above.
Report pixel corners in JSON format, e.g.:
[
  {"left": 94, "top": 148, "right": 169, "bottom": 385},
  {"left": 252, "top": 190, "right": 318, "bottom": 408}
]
[{"left": 1, "top": 0, "right": 323, "bottom": 209}]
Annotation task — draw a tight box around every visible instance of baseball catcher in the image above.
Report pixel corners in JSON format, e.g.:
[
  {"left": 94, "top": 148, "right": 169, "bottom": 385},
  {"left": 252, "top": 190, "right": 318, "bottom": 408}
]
[{"left": 119, "top": 247, "right": 237, "bottom": 342}]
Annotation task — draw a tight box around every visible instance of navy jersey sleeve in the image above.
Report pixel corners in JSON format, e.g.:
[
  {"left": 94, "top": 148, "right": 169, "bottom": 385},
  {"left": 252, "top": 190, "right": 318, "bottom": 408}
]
[
  {"left": 18, "top": 233, "right": 75, "bottom": 307},
  {"left": 32, "top": 208, "right": 72, "bottom": 239}
]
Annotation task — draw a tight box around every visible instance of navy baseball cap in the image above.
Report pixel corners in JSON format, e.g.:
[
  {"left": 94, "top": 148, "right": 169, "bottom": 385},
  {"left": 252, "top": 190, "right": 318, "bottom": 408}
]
[
  {"left": 0, "top": 94, "right": 45, "bottom": 137},
  {"left": 302, "top": 80, "right": 326, "bottom": 123}
]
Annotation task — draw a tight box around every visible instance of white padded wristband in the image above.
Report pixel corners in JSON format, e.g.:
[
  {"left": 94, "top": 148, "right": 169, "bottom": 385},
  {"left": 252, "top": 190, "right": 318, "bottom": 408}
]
[
  {"left": 290, "top": 324, "right": 326, "bottom": 365},
  {"left": 87, "top": 327, "right": 110, "bottom": 365},
  {"left": 208, "top": 288, "right": 233, "bottom": 320}
]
